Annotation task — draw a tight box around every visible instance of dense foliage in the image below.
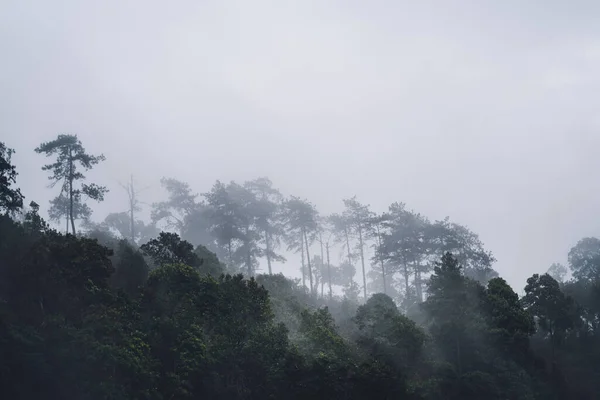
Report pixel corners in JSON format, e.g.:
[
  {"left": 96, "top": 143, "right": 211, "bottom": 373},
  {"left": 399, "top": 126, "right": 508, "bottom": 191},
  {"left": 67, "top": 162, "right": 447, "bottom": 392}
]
[{"left": 1, "top": 138, "right": 599, "bottom": 399}]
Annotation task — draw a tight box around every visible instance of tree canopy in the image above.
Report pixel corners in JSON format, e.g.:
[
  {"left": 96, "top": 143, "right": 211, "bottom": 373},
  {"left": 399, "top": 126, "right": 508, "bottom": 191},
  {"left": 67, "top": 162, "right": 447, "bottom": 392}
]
[{"left": 1, "top": 137, "right": 599, "bottom": 399}]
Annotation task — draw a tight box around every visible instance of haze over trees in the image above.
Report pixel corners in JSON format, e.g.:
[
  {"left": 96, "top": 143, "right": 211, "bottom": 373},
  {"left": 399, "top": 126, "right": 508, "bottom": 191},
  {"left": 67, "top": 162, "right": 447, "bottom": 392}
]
[{"left": 1, "top": 137, "right": 600, "bottom": 399}]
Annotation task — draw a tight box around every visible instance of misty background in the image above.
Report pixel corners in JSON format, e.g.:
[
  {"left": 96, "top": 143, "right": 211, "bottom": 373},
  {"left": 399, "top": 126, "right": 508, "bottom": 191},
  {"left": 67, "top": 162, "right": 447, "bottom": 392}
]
[{"left": 2, "top": 0, "right": 600, "bottom": 290}]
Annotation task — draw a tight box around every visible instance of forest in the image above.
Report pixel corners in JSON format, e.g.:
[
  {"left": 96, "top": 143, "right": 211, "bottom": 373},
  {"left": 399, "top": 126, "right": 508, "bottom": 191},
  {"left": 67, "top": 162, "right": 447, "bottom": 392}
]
[{"left": 1, "top": 134, "right": 599, "bottom": 399}]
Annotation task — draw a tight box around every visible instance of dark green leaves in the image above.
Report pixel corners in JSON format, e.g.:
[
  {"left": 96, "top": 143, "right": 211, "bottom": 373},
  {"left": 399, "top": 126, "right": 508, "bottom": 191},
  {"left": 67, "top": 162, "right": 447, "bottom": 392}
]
[{"left": 0, "top": 142, "right": 24, "bottom": 214}]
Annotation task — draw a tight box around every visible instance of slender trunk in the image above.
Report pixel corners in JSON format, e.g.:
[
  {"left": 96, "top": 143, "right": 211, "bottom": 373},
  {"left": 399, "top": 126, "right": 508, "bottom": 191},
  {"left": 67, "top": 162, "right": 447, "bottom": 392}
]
[
  {"left": 130, "top": 175, "right": 135, "bottom": 243},
  {"left": 68, "top": 147, "right": 76, "bottom": 235},
  {"left": 300, "top": 232, "right": 306, "bottom": 290},
  {"left": 326, "top": 242, "right": 332, "bottom": 300},
  {"left": 265, "top": 230, "right": 272, "bottom": 274},
  {"left": 244, "top": 226, "right": 253, "bottom": 276},
  {"left": 65, "top": 200, "right": 69, "bottom": 234},
  {"left": 358, "top": 225, "right": 367, "bottom": 301},
  {"left": 304, "top": 228, "right": 314, "bottom": 296},
  {"left": 376, "top": 224, "right": 386, "bottom": 294},
  {"left": 415, "top": 267, "right": 423, "bottom": 302},
  {"left": 404, "top": 263, "right": 410, "bottom": 296},
  {"left": 319, "top": 232, "right": 325, "bottom": 297},
  {"left": 344, "top": 227, "right": 352, "bottom": 266}
]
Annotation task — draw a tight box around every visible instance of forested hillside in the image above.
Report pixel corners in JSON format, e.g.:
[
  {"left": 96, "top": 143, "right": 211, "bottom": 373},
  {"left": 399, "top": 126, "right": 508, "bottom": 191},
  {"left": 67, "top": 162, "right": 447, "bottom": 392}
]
[{"left": 1, "top": 137, "right": 599, "bottom": 399}]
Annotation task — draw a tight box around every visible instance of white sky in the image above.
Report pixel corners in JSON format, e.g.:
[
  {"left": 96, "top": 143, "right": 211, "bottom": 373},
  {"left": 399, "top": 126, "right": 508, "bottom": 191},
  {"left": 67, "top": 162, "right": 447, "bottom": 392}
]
[{"left": 2, "top": 0, "right": 600, "bottom": 290}]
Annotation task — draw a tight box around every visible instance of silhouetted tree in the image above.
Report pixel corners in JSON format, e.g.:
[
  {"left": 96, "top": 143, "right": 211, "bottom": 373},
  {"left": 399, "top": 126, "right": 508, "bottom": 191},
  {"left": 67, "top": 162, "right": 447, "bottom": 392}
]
[
  {"left": 0, "top": 142, "right": 24, "bottom": 214},
  {"left": 35, "top": 134, "right": 107, "bottom": 234},
  {"left": 522, "top": 273, "right": 575, "bottom": 364}
]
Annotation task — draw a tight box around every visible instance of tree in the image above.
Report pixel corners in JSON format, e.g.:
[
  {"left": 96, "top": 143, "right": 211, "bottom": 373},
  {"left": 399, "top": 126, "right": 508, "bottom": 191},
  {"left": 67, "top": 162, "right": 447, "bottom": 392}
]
[
  {"left": 328, "top": 212, "right": 354, "bottom": 272},
  {"left": 244, "top": 177, "right": 286, "bottom": 274},
  {"left": 227, "top": 181, "right": 264, "bottom": 276},
  {"left": 316, "top": 228, "right": 335, "bottom": 299},
  {"left": 152, "top": 177, "right": 200, "bottom": 231},
  {"left": 0, "top": 142, "right": 24, "bottom": 214},
  {"left": 354, "top": 293, "right": 425, "bottom": 371},
  {"left": 379, "top": 203, "right": 430, "bottom": 303},
  {"left": 110, "top": 239, "right": 150, "bottom": 296},
  {"left": 203, "top": 181, "right": 243, "bottom": 268},
  {"left": 521, "top": 273, "right": 575, "bottom": 364},
  {"left": 118, "top": 175, "right": 149, "bottom": 244},
  {"left": 297, "top": 307, "right": 349, "bottom": 360},
  {"left": 482, "top": 277, "right": 535, "bottom": 360},
  {"left": 282, "top": 197, "right": 319, "bottom": 295},
  {"left": 48, "top": 191, "right": 91, "bottom": 232},
  {"left": 141, "top": 232, "right": 202, "bottom": 269},
  {"left": 568, "top": 237, "right": 600, "bottom": 282},
  {"left": 429, "top": 218, "right": 498, "bottom": 284},
  {"left": 547, "top": 263, "right": 568, "bottom": 283},
  {"left": 342, "top": 196, "right": 373, "bottom": 302},
  {"left": 22, "top": 201, "right": 49, "bottom": 235},
  {"left": 422, "top": 252, "right": 483, "bottom": 374},
  {"left": 35, "top": 134, "right": 107, "bottom": 235},
  {"left": 366, "top": 213, "right": 391, "bottom": 295},
  {"left": 102, "top": 211, "right": 159, "bottom": 245},
  {"left": 151, "top": 178, "right": 219, "bottom": 256}
]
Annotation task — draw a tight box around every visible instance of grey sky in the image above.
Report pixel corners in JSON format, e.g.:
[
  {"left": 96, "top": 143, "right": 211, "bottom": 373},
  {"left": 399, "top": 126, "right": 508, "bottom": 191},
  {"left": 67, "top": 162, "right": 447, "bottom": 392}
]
[{"left": 2, "top": 0, "right": 600, "bottom": 290}]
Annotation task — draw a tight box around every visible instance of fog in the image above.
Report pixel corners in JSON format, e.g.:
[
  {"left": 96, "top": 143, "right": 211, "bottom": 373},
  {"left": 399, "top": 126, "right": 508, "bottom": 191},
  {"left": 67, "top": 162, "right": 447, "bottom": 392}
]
[{"left": 3, "top": 0, "right": 600, "bottom": 289}]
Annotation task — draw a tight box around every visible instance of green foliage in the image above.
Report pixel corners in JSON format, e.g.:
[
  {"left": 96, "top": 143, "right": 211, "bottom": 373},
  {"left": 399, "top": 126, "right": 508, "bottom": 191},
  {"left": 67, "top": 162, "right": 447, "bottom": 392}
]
[
  {"left": 483, "top": 277, "right": 535, "bottom": 359},
  {"left": 2, "top": 161, "right": 599, "bottom": 399},
  {"left": 142, "top": 232, "right": 198, "bottom": 267},
  {"left": 110, "top": 240, "right": 150, "bottom": 296},
  {"left": 297, "top": 307, "right": 349, "bottom": 359},
  {"left": 423, "top": 253, "right": 484, "bottom": 373},
  {"left": 0, "top": 141, "right": 25, "bottom": 214},
  {"left": 568, "top": 237, "right": 600, "bottom": 282},
  {"left": 35, "top": 134, "right": 108, "bottom": 234},
  {"left": 522, "top": 274, "right": 575, "bottom": 348},
  {"left": 355, "top": 293, "right": 426, "bottom": 372}
]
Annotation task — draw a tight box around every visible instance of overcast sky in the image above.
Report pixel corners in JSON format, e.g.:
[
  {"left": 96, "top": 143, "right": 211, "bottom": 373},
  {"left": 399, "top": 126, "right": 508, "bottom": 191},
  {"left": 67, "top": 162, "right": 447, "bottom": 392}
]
[{"left": 2, "top": 0, "right": 600, "bottom": 290}]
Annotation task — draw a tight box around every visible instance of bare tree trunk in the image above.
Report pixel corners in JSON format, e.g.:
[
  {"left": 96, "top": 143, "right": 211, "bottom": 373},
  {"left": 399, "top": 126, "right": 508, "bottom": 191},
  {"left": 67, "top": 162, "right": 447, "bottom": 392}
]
[
  {"left": 65, "top": 199, "right": 69, "bottom": 234},
  {"left": 68, "top": 147, "right": 76, "bottom": 235},
  {"left": 415, "top": 265, "right": 423, "bottom": 302},
  {"left": 404, "top": 263, "right": 410, "bottom": 296},
  {"left": 300, "top": 232, "right": 306, "bottom": 290},
  {"left": 130, "top": 175, "right": 135, "bottom": 243},
  {"left": 265, "top": 230, "right": 272, "bottom": 274},
  {"left": 304, "top": 228, "right": 314, "bottom": 296},
  {"left": 319, "top": 232, "right": 325, "bottom": 298},
  {"left": 376, "top": 224, "right": 387, "bottom": 294},
  {"left": 344, "top": 227, "right": 352, "bottom": 266},
  {"left": 326, "top": 242, "right": 332, "bottom": 300},
  {"left": 358, "top": 225, "right": 367, "bottom": 301}
]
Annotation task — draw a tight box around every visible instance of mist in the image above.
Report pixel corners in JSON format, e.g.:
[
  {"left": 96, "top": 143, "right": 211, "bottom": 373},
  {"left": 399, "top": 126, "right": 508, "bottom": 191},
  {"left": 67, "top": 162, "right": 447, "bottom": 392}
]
[
  {"left": 3, "top": 0, "right": 600, "bottom": 289},
  {"left": 2, "top": 1, "right": 600, "bottom": 399}
]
